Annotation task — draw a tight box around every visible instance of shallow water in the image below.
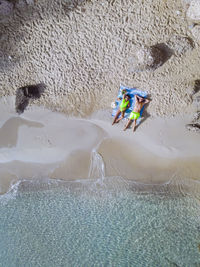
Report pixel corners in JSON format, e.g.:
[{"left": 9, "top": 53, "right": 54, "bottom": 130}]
[
  {"left": 0, "top": 177, "right": 200, "bottom": 267},
  {"left": 0, "top": 98, "right": 200, "bottom": 266}
]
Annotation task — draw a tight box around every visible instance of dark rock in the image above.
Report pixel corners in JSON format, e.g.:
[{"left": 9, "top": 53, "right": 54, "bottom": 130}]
[
  {"left": 193, "top": 79, "right": 200, "bottom": 94},
  {"left": 15, "top": 83, "right": 46, "bottom": 114},
  {"left": 186, "top": 123, "right": 200, "bottom": 132},
  {"left": 15, "top": 89, "right": 29, "bottom": 114},
  {"left": 186, "top": 110, "right": 200, "bottom": 133},
  {"left": 21, "top": 83, "right": 46, "bottom": 99}
]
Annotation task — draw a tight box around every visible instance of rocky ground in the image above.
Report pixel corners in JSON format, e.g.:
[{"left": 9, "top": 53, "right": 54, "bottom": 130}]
[{"left": 1, "top": 0, "right": 200, "bottom": 125}]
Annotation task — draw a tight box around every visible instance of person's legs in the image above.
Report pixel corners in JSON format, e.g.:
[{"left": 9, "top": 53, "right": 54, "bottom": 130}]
[
  {"left": 115, "top": 111, "right": 125, "bottom": 123},
  {"left": 132, "top": 119, "right": 137, "bottom": 132},
  {"left": 123, "top": 119, "right": 132, "bottom": 131},
  {"left": 112, "top": 110, "right": 121, "bottom": 125}
]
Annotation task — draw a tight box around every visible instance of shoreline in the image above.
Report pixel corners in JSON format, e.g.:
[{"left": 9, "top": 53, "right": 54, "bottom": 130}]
[{"left": 0, "top": 97, "right": 200, "bottom": 195}]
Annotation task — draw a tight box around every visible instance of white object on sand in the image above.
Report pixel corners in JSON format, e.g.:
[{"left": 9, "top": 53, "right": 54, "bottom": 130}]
[{"left": 111, "top": 102, "right": 117, "bottom": 109}]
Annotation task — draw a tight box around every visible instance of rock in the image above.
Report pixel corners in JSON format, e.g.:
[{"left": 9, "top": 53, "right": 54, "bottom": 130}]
[
  {"left": 166, "top": 36, "right": 194, "bottom": 56},
  {"left": 22, "top": 83, "right": 46, "bottom": 98},
  {"left": 192, "top": 111, "right": 200, "bottom": 122},
  {"left": 15, "top": 83, "right": 46, "bottom": 114},
  {"left": 186, "top": 123, "right": 200, "bottom": 132},
  {"left": 132, "top": 44, "right": 171, "bottom": 71},
  {"left": 191, "top": 80, "right": 200, "bottom": 108},
  {"left": 193, "top": 79, "right": 200, "bottom": 94},
  {"left": 186, "top": 109, "right": 200, "bottom": 133},
  {"left": 187, "top": 0, "right": 200, "bottom": 22},
  {"left": 15, "top": 89, "right": 29, "bottom": 114},
  {"left": 0, "top": 0, "right": 13, "bottom": 17},
  {"left": 190, "top": 25, "right": 200, "bottom": 43}
]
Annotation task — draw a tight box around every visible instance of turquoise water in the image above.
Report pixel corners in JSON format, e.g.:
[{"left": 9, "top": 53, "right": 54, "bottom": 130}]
[{"left": 0, "top": 177, "right": 200, "bottom": 267}]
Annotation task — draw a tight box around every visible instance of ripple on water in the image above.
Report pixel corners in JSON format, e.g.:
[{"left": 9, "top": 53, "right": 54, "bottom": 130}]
[{"left": 0, "top": 177, "right": 200, "bottom": 267}]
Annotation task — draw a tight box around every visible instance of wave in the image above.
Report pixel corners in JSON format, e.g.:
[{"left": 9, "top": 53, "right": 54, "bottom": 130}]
[
  {"left": 1, "top": 149, "right": 200, "bottom": 202},
  {"left": 1, "top": 176, "right": 200, "bottom": 206},
  {"left": 1, "top": 152, "right": 200, "bottom": 266}
]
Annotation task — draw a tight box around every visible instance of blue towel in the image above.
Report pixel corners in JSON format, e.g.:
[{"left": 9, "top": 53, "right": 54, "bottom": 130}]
[{"left": 112, "top": 85, "right": 148, "bottom": 124}]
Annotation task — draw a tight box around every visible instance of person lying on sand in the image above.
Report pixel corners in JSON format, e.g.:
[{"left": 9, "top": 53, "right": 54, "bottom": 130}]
[
  {"left": 112, "top": 92, "right": 131, "bottom": 125},
  {"left": 123, "top": 95, "right": 150, "bottom": 132}
]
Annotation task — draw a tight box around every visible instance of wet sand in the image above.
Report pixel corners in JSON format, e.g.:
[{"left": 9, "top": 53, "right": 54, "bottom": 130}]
[{"left": 0, "top": 96, "right": 200, "bottom": 194}]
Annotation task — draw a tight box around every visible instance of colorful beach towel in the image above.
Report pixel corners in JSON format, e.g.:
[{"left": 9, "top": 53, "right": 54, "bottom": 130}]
[{"left": 112, "top": 85, "right": 148, "bottom": 124}]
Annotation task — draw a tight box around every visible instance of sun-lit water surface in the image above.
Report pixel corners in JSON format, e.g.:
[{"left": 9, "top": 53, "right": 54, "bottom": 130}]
[{"left": 0, "top": 177, "right": 200, "bottom": 267}]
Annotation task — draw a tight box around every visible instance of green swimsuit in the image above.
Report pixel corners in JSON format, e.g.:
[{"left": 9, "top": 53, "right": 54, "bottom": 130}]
[
  {"left": 120, "top": 99, "right": 129, "bottom": 112},
  {"left": 129, "top": 111, "right": 140, "bottom": 120}
]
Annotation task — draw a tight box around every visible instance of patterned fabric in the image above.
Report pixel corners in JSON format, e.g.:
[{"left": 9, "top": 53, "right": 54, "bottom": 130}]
[{"left": 112, "top": 85, "right": 148, "bottom": 124}]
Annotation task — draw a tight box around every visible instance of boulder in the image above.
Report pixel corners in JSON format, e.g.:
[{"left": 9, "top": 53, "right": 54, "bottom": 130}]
[
  {"left": 22, "top": 83, "right": 46, "bottom": 98},
  {"left": 186, "top": 111, "right": 200, "bottom": 133},
  {"left": 166, "top": 36, "right": 194, "bottom": 56},
  {"left": 187, "top": 0, "right": 200, "bottom": 22},
  {"left": 132, "top": 45, "right": 171, "bottom": 71},
  {"left": 15, "top": 83, "right": 46, "bottom": 114},
  {"left": 15, "top": 89, "right": 29, "bottom": 114},
  {"left": 191, "top": 80, "right": 200, "bottom": 108}
]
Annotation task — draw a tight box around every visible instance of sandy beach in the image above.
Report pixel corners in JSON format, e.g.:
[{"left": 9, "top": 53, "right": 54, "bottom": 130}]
[
  {"left": 0, "top": 96, "right": 200, "bottom": 195},
  {"left": 1, "top": 1, "right": 200, "bottom": 265},
  {"left": 1, "top": 1, "right": 200, "bottom": 192}
]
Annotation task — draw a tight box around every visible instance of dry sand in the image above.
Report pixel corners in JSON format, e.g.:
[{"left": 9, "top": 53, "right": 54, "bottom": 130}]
[
  {"left": 0, "top": 96, "right": 200, "bottom": 194},
  {"left": 0, "top": 0, "right": 200, "bottom": 117}
]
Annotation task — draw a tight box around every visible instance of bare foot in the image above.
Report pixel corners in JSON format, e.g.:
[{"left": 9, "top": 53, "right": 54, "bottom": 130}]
[{"left": 123, "top": 127, "right": 127, "bottom": 131}]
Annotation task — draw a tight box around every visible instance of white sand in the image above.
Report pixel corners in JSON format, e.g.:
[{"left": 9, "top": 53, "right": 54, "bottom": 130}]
[
  {"left": 0, "top": 96, "right": 200, "bottom": 194},
  {"left": 92, "top": 114, "right": 200, "bottom": 182}
]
